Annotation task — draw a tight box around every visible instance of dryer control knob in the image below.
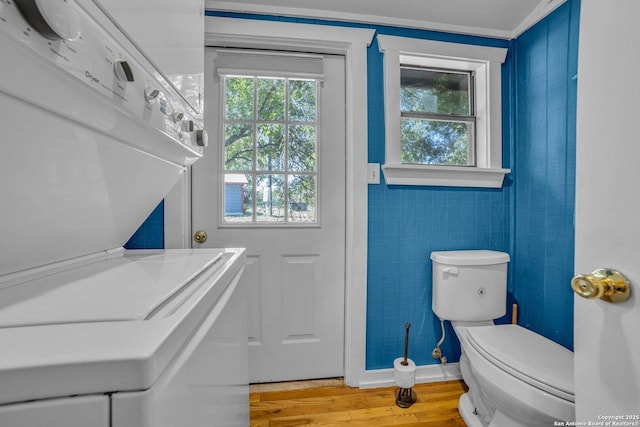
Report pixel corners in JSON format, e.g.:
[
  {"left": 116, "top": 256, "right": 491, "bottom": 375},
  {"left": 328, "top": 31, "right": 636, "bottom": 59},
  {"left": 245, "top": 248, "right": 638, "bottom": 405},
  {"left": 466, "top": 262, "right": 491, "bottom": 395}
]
[
  {"left": 144, "top": 86, "right": 161, "bottom": 104},
  {"left": 15, "top": 0, "right": 81, "bottom": 41},
  {"left": 114, "top": 60, "right": 134, "bottom": 82},
  {"left": 195, "top": 129, "right": 208, "bottom": 147},
  {"left": 183, "top": 120, "right": 195, "bottom": 132},
  {"left": 172, "top": 112, "right": 185, "bottom": 123}
]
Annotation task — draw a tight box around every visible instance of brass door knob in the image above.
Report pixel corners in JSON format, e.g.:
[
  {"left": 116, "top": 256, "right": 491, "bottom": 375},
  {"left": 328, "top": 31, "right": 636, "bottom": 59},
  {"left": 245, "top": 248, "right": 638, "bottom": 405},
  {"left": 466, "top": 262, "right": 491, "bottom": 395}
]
[
  {"left": 193, "top": 230, "right": 208, "bottom": 244},
  {"left": 571, "top": 269, "right": 631, "bottom": 303}
]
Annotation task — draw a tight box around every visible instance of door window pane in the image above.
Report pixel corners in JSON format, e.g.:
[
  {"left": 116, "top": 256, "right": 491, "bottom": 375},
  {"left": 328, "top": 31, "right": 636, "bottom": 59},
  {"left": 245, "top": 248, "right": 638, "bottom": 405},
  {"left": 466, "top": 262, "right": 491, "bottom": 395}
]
[
  {"left": 222, "top": 76, "right": 318, "bottom": 224},
  {"left": 225, "top": 77, "right": 254, "bottom": 120},
  {"left": 288, "top": 125, "right": 316, "bottom": 172},
  {"left": 288, "top": 175, "right": 316, "bottom": 223},
  {"left": 257, "top": 124, "right": 285, "bottom": 171},
  {"left": 258, "top": 78, "right": 285, "bottom": 121},
  {"left": 223, "top": 173, "right": 253, "bottom": 223},
  {"left": 289, "top": 79, "right": 316, "bottom": 122},
  {"left": 224, "top": 124, "right": 254, "bottom": 170},
  {"left": 256, "top": 174, "right": 285, "bottom": 223}
]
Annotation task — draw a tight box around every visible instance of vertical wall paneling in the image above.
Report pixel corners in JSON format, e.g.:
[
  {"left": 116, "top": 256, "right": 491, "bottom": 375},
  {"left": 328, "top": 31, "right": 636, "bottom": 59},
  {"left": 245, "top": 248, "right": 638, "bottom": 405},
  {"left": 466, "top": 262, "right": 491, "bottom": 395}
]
[{"left": 512, "top": 0, "right": 579, "bottom": 350}]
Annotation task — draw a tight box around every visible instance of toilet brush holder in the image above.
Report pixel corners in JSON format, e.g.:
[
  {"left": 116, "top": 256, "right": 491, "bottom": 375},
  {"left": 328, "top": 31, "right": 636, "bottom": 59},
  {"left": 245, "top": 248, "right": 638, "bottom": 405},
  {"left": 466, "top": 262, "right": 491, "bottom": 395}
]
[{"left": 395, "top": 387, "right": 417, "bottom": 408}]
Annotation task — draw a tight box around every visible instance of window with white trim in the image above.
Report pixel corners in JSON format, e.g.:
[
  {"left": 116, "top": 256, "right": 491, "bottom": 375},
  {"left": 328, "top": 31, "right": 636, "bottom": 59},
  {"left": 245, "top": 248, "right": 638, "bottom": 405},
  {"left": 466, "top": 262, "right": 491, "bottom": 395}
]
[
  {"left": 400, "top": 66, "right": 475, "bottom": 166},
  {"left": 214, "top": 49, "right": 324, "bottom": 224},
  {"left": 378, "top": 35, "right": 509, "bottom": 188},
  {"left": 222, "top": 74, "right": 318, "bottom": 224}
]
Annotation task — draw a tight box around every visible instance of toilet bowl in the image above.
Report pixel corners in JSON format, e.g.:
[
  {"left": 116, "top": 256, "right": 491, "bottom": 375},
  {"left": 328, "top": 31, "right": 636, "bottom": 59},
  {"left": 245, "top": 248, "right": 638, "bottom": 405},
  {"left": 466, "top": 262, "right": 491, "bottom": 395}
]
[
  {"left": 431, "top": 250, "right": 575, "bottom": 427},
  {"left": 457, "top": 324, "right": 574, "bottom": 426}
]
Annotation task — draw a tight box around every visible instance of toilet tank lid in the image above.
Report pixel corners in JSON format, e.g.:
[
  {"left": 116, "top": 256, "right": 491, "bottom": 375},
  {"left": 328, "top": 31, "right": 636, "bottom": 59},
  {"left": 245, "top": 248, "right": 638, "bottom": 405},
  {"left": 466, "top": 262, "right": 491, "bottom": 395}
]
[{"left": 430, "top": 250, "right": 510, "bottom": 265}]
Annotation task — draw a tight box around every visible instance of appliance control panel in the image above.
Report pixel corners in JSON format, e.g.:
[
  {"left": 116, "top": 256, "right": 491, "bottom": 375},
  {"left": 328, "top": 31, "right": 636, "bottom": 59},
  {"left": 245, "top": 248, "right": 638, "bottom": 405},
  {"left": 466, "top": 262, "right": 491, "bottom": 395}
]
[{"left": 0, "top": 0, "right": 206, "bottom": 158}]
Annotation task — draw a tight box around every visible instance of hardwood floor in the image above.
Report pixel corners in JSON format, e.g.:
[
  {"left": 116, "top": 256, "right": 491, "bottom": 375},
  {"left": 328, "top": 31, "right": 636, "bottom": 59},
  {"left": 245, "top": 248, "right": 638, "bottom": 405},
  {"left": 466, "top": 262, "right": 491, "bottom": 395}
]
[{"left": 250, "top": 379, "right": 468, "bottom": 426}]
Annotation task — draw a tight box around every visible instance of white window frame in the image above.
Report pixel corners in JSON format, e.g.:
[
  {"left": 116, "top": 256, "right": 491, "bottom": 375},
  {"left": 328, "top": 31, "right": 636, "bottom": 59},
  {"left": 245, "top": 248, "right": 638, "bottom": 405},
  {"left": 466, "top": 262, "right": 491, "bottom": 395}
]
[
  {"left": 378, "top": 35, "right": 509, "bottom": 187},
  {"left": 216, "top": 56, "right": 323, "bottom": 226}
]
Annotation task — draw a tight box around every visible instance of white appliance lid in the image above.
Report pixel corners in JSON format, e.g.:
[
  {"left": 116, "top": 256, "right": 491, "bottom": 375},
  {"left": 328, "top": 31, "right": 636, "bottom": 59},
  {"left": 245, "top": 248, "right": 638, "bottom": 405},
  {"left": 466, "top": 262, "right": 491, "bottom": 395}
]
[
  {"left": 466, "top": 324, "right": 574, "bottom": 401},
  {"left": 430, "top": 250, "right": 510, "bottom": 265},
  {"left": 0, "top": 250, "right": 223, "bottom": 328},
  {"left": 0, "top": 248, "right": 246, "bottom": 406}
]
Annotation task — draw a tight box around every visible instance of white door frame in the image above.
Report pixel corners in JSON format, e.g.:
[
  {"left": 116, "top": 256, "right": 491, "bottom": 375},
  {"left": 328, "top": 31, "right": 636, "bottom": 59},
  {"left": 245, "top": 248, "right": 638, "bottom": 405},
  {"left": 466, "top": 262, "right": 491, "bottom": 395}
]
[{"left": 188, "top": 17, "right": 374, "bottom": 387}]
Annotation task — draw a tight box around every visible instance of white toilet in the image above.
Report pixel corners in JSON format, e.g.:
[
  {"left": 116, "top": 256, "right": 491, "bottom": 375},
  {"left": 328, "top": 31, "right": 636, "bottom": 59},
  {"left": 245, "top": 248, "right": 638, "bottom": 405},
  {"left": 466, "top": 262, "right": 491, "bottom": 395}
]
[{"left": 431, "top": 250, "right": 575, "bottom": 427}]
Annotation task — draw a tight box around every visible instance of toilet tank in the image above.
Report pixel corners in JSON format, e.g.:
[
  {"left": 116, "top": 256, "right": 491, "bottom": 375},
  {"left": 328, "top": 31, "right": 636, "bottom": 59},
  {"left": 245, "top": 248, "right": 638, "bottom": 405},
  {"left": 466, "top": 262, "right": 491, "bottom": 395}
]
[{"left": 431, "top": 250, "right": 510, "bottom": 322}]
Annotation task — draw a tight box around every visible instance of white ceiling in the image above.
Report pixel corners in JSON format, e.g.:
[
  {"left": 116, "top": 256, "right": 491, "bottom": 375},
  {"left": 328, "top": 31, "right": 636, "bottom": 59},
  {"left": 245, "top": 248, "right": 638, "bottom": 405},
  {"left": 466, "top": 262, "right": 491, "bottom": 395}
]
[{"left": 205, "top": 0, "right": 567, "bottom": 39}]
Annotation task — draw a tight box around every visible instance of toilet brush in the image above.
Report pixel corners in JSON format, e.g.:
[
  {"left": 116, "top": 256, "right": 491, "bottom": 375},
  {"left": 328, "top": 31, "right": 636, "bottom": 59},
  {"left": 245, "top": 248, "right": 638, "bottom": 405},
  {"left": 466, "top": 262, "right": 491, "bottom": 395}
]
[{"left": 394, "top": 322, "right": 417, "bottom": 408}]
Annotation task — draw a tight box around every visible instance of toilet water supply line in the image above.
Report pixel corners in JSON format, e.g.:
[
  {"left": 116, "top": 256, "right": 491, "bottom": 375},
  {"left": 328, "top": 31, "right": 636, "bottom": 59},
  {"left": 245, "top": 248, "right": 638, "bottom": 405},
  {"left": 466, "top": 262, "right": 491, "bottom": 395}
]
[{"left": 432, "top": 319, "right": 447, "bottom": 364}]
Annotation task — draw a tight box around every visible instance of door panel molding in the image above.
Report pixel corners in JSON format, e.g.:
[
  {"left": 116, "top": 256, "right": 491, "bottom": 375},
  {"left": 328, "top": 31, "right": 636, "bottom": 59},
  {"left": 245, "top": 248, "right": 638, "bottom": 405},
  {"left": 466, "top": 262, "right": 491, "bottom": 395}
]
[
  {"left": 244, "top": 256, "right": 262, "bottom": 345},
  {"left": 281, "top": 254, "right": 319, "bottom": 340}
]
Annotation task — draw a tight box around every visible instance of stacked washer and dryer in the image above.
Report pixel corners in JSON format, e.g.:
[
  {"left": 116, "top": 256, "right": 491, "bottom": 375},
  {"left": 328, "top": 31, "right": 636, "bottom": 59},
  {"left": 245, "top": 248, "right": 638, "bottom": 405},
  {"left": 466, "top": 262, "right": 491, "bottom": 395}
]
[{"left": 0, "top": 0, "right": 248, "bottom": 425}]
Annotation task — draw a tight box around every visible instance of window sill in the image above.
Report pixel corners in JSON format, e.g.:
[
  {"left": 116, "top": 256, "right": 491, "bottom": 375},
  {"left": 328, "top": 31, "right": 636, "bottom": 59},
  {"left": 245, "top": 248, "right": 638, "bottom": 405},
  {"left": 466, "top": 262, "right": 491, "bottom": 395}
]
[{"left": 381, "top": 164, "right": 510, "bottom": 188}]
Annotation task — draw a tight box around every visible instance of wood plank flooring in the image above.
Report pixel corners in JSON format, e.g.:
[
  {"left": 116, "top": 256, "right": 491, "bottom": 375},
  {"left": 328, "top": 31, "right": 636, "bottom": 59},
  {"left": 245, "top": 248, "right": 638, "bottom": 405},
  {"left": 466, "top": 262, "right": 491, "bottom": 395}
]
[{"left": 250, "top": 379, "right": 468, "bottom": 426}]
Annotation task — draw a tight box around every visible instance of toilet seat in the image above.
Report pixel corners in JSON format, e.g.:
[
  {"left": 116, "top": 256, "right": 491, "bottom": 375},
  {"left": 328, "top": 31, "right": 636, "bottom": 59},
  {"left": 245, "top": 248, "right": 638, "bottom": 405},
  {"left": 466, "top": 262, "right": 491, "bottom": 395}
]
[{"left": 466, "top": 324, "right": 574, "bottom": 403}]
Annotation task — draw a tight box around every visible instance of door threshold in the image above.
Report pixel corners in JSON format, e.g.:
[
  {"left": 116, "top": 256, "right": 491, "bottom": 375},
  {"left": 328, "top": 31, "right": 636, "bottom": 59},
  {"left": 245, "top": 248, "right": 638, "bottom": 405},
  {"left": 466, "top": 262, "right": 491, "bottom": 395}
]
[{"left": 249, "top": 377, "right": 345, "bottom": 393}]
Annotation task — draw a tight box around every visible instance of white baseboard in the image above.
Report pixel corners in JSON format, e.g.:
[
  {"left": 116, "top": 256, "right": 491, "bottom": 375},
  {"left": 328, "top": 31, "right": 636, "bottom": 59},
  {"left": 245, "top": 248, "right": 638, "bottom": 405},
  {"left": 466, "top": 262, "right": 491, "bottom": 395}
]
[{"left": 357, "top": 362, "right": 462, "bottom": 389}]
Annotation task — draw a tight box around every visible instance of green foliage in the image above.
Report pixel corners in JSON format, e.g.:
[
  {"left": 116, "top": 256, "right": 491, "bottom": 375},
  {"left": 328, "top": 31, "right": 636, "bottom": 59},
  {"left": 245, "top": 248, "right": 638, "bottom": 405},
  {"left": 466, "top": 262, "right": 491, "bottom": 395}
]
[
  {"left": 225, "top": 77, "right": 253, "bottom": 120},
  {"left": 400, "top": 69, "right": 472, "bottom": 165},
  {"left": 257, "top": 124, "right": 285, "bottom": 170},
  {"left": 289, "top": 80, "right": 316, "bottom": 122},
  {"left": 224, "top": 123, "right": 253, "bottom": 170},
  {"left": 400, "top": 118, "right": 470, "bottom": 165},
  {"left": 223, "top": 76, "right": 318, "bottom": 222},
  {"left": 258, "top": 79, "right": 285, "bottom": 121}
]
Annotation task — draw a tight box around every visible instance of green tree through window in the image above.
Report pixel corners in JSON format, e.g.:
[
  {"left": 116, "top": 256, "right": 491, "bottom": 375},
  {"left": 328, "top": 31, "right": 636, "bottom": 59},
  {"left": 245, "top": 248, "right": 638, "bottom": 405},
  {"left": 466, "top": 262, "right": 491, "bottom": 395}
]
[
  {"left": 400, "top": 67, "right": 474, "bottom": 166},
  {"left": 223, "top": 75, "right": 318, "bottom": 223}
]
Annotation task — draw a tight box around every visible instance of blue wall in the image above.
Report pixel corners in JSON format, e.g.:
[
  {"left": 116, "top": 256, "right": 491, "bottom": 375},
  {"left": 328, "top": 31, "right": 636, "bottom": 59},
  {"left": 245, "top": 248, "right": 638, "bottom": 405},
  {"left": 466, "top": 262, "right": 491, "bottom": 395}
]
[
  {"left": 365, "top": 33, "right": 511, "bottom": 369},
  {"left": 511, "top": 0, "right": 579, "bottom": 351},
  {"left": 124, "top": 201, "right": 164, "bottom": 249},
  {"left": 134, "top": 2, "right": 579, "bottom": 369}
]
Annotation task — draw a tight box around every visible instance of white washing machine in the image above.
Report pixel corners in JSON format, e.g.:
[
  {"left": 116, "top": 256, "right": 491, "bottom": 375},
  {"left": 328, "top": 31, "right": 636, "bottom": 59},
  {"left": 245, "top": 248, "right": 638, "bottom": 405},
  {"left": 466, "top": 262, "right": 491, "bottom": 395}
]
[{"left": 0, "top": 1, "right": 249, "bottom": 425}]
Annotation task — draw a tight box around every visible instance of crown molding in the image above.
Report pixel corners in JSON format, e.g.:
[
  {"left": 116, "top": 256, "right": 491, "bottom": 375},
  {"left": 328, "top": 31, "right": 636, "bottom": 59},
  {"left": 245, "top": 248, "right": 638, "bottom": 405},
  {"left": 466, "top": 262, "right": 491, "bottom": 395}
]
[{"left": 206, "top": 0, "right": 567, "bottom": 40}]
